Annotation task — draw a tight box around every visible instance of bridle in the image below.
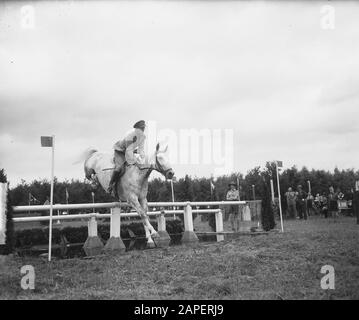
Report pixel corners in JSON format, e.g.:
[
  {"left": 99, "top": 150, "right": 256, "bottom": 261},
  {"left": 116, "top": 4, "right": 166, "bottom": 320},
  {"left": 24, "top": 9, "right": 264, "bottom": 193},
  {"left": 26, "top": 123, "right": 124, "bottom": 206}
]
[
  {"left": 138, "top": 153, "right": 173, "bottom": 177},
  {"left": 155, "top": 155, "right": 173, "bottom": 176}
]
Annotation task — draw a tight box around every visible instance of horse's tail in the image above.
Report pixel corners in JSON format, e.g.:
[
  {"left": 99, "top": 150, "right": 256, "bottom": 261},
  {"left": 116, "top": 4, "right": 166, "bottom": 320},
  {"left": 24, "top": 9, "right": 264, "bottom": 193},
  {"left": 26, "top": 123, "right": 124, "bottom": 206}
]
[{"left": 72, "top": 147, "right": 98, "bottom": 165}]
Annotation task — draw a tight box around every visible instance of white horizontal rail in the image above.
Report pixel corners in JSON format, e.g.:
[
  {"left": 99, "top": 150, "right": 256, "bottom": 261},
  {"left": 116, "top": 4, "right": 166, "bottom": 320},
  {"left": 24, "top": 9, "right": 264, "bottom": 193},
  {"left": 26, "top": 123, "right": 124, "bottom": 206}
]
[
  {"left": 13, "top": 213, "right": 105, "bottom": 222},
  {"left": 13, "top": 208, "right": 221, "bottom": 223},
  {"left": 13, "top": 202, "right": 122, "bottom": 212},
  {"left": 13, "top": 201, "right": 246, "bottom": 213},
  {"left": 150, "top": 201, "right": 246, "bottom": 207}
]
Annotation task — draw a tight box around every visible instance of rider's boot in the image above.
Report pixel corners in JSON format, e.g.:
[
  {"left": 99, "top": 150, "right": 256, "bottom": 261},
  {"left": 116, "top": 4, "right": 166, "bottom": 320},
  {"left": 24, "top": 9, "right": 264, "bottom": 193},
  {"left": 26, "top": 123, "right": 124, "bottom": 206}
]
[
  {"left": 108, "top": 169, "right": 120, "bottom": 195},
  {"left": 108, "top": 163, "right": 127, "bottom": 195}
]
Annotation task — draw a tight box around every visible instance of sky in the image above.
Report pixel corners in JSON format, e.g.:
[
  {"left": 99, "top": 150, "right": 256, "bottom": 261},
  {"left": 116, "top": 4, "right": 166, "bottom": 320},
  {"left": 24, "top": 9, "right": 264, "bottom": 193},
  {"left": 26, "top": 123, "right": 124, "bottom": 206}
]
[{"left": 1, "top": 1, "right": 359, "bottom": 186}]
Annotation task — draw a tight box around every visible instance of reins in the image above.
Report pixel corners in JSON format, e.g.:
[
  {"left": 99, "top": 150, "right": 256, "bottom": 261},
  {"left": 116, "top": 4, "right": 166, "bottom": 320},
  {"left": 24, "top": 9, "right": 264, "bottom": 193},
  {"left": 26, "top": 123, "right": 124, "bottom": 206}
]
[{"left": 137, "top": 154, "right": 172, "bottom": 177}]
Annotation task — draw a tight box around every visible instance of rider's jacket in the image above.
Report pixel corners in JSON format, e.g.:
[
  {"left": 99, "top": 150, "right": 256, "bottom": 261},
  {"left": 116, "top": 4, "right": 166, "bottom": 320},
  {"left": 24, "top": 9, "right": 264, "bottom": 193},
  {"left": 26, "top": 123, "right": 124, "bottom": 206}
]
[{"left": 113, "top": 128, "right": 146, "bottom": 165}]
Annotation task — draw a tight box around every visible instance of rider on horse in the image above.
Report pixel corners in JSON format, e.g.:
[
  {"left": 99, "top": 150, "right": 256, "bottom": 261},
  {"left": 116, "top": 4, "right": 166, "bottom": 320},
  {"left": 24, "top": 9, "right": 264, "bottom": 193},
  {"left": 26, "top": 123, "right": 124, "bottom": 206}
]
[{"left": 108, "top": 120, "right": 147, "bottom": 194}]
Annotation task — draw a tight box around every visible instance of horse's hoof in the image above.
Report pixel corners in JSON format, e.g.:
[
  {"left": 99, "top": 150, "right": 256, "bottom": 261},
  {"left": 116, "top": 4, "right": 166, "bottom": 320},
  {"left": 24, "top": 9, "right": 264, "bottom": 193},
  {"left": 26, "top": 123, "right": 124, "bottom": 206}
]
[
  {"left": 151, "top": 232, "right": 160, "bottom": 239},
  {"left": 153, "top": 231, "right": 171, "bottom": 248},
  {"left": 146, "top": 241, "right": 156, "bottom": 249}
]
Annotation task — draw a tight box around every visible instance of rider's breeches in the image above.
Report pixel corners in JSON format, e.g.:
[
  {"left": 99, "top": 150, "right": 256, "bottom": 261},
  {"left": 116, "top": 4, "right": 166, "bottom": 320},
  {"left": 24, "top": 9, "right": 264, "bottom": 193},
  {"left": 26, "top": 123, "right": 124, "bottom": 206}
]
[
  {"left": 124, "top": 146, "right": 137, "bottom": 165},
  {"left": 114, "top": 148, "right": 136, "bottom": 167},
  {"left": 112, "top": 151, "right": 125, "bottom": 173}
]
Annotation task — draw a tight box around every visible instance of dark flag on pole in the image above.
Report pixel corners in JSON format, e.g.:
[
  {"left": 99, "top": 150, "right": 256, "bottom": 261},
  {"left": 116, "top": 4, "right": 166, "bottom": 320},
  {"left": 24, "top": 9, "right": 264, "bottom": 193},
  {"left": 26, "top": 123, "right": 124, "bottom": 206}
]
[
  {"left": 276, "top": 160, "right": 283, "bottom": 168},
  {"left": 41, "top": 136, "right": 53, "bottom": 147}
]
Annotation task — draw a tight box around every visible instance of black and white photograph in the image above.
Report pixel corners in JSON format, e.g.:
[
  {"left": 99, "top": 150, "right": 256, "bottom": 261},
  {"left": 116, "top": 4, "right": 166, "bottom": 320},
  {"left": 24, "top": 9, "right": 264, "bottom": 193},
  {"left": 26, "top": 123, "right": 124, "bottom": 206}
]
[{"left": 0, "top": 0, "right": 359, "bottom": 304}]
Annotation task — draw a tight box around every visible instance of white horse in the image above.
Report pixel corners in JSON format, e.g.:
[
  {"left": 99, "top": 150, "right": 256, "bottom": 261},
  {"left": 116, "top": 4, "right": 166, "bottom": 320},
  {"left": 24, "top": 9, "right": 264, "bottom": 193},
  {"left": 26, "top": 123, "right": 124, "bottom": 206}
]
[{"left": 77, "top": 143, "right": 174, "bottom": 247}]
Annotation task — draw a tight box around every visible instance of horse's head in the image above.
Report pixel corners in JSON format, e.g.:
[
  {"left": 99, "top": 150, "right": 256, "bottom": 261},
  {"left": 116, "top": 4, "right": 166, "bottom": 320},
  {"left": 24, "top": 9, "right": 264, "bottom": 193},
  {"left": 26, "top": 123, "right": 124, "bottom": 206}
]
[{"left": 154, "top": 142, "right": 175, "bottom": 180}]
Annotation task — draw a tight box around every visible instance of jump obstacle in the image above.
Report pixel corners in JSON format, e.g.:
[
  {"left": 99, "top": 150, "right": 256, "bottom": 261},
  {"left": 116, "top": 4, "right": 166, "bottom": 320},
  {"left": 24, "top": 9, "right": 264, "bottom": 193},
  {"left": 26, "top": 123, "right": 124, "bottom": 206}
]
[{"left": 3, "top": 191, "right": 262, "bottom": 256}]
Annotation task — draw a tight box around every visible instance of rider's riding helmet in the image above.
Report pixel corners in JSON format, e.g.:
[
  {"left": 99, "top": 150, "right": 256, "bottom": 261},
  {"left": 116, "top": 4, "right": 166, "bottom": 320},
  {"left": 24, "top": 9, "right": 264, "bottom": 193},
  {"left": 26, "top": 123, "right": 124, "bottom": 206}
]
[{"left": 133, "top": 120, "right": 146, "bottom": 130}]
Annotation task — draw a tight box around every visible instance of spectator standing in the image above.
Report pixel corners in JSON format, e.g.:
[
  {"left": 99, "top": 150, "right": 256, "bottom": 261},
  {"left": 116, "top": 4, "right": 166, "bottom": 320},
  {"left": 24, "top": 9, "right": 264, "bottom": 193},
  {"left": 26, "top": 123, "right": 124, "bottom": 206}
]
[
  {"left": 337, "top": 188, "right": 344, "bottom": 201},
  {"left": 285, "top": 187, "right": 297, "bottom": 219},
  {"left": 321, "top": 194, "right": 329, "bottom": 218},
  {"left": 328, "top": 186, "right": 338, "bottom": 218},
  {"left": 226, "top": 181, "right": 240, "bottom": 231},
  {"left": 296, "top": 185, "right": 307, "bottom": 220},
  {"left": 306, "top": 192, "right": 315, "bottom": 216},
  {"left": 314, "top": 193, "right": 321, "bottom": 214},
  {"left": 346, "top": 188, "right": 354, "bottom": 216}
]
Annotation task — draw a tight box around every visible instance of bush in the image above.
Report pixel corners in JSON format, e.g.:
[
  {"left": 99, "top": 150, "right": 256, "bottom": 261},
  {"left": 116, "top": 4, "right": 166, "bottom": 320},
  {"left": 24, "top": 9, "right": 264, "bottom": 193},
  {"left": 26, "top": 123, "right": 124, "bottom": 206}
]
[
  {"left": 13, "top": 219, "right": 184, "bottom": 250},
  {"left": 261, "top": 177, "right": 276, "bottom": 231}
]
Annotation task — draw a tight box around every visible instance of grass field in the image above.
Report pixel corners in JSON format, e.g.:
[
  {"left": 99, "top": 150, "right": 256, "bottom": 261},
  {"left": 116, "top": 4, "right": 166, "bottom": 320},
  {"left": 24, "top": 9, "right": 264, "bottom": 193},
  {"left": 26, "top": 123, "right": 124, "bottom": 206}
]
[{"left": 1, "top": 217, "right": 358, "bottom": 300}]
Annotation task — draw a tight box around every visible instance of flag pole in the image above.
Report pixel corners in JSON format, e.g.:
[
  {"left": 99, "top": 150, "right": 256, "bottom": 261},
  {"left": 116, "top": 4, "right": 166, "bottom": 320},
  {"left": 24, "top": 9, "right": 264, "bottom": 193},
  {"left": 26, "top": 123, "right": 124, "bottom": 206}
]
[
  {"left": 270, "top": 179, "right": 275, "bottom": 204},
  {"left": 210, "top": 180, "right": 213, "bottom": 200},
  {"left": 65, "top": 187, "right": 69, "bottom": 215},
  {"left": 170, "top": 179, "right": 175, "bottom": 219},
  {"left": 276, "top": 161, "right": 284, "bottom": 233},
  {"left": 92, "top": 192, "right": 95, "bottom": 213},
  {"left": 48, "top": 135, "right": 55, "bottom": 262},
  {"left": 28, "top": 193, "right": 31, "bottom": 215}
]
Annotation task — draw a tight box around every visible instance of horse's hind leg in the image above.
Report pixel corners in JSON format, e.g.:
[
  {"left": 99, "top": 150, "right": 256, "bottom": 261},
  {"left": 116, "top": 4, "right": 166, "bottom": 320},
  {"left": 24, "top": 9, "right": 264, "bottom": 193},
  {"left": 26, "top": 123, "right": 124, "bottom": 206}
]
[
  {"left": 89, "top": 174, "right": 100, "bottom": 190},
  {"left": 85, "top": 166, "right": 99, "bottom": 190},
  {"left": 84, "top": 165, "right": 96, "bottom": 182},
  {"left": 84, "top": 166, "right": 92, "bottom": 180}
]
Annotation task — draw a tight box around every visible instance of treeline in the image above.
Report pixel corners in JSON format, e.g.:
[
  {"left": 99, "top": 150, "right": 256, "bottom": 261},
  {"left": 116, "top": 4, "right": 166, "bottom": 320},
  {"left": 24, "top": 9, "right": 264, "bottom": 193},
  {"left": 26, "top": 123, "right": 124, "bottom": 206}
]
[
  {"left": 10, "top": 178, "right": 113, "bottom": 208},
  {"left": 9, "top": 164, "right": 359, "bottom": 207}
]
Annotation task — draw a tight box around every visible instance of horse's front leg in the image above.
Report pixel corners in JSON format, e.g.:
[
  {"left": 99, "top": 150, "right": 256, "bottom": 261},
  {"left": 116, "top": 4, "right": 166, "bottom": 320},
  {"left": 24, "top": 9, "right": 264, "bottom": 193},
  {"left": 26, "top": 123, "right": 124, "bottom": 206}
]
[
  {"left": 139, "top": 198, "right": 158, "bottom": 238},
  {"left": 127, "top": 195, "right": 157, "bottom": 248}
]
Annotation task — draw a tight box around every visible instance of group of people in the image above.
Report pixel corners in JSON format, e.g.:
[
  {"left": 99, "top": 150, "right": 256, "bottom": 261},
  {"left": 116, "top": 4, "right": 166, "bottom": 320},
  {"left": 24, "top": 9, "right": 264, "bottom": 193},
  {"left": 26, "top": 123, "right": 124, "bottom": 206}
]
[
  {"left": 285, "top": 184, "right": 359, "bottom": 220},
  {"left": 226, "top": 180, "right": 359, "bottom": 229},
  {"left": 284, "top": 185, "right": 309, "bottom": 219}
]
